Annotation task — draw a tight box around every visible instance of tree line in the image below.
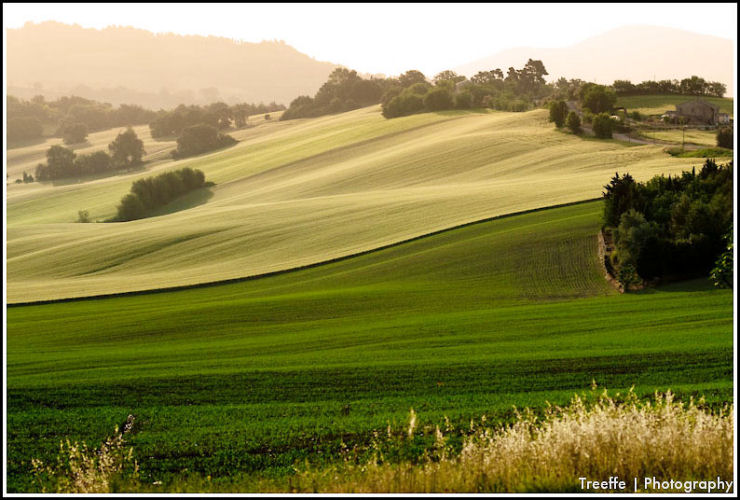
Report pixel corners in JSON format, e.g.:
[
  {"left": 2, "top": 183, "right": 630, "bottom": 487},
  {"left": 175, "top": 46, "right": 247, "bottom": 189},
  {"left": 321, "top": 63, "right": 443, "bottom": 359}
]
[
  {"left": 34, "top": 128, "right": 145, "bottom": 181},
  {"left": 612, "top": 76, "right": 726, "bottom": 98},
  {"left": 381, "top": 60, "right": 550, "bottom": 119},
  {"left": 7, "top": 95, "right": 156, "bottom": 143},
  {"left": 115, "top": 167, "right": 208, "bottom": 221},
  {"left": 602, "top": 159, "right": 733, "bottom": 288},
  {"left": 7, "top": 94, "right": 285, "bottom": 144},
  {"left": 280, "top": 68, "right": 388, "bottom": 120},
  {"left": 28, "top": 123, "right": 238, "bottom": 182},
  {"left": 280, "top": 60, "right": 551, "bottom": 121},
  {"left": 149, "top": 101, "right": 284, "bottom": 138}
]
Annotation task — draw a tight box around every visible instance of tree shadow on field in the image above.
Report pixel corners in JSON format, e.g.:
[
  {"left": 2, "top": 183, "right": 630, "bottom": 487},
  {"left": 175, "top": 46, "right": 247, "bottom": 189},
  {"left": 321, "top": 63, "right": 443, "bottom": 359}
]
[
  {"left": 48, "top": 163, "right": 149, "bottom": 187},
  {"left": 432, "top": 108, "right": 492, "bottom": 117},
  {"left": 152, "top": 134, "right": 178, "bottom": 142},
  {"left": 67, "top": 140, "right": 93, "bottom": 151},
  {"left": 147, "top": 183, "right": 216, "bottom": 217},
  {"left": 631, "top": 277, "right": 718, "bottom": 295},
  {"left": 7, "top": 137, "right": 48, "bottom": 150}
]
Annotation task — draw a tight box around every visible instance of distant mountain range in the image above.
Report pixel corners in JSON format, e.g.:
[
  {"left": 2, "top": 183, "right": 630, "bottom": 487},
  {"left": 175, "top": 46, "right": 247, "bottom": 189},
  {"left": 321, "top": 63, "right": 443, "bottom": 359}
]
[
  {"left": 6, "top": 23, "right": 735, "bottom": 109},
  {"left": 6, "top": 21, "right": 339, "bottom": 108},
  {"left": 454, "top": 25, "right": 734, "bottom": 97}
]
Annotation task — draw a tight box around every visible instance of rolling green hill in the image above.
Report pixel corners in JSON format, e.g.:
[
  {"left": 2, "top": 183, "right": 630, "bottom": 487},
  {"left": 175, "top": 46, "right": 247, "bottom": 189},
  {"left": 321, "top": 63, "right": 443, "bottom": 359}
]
[
  {"left": 6, "top": 200, "right": 733, "bottom": 492},
  {"left": 7, "top": 106, "right": 703, "bottom": 303}
]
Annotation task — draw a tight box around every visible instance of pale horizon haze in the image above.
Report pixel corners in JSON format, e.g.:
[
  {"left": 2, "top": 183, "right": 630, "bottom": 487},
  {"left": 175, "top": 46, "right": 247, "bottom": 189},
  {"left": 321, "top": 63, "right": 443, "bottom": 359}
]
[{"left": 3, "top": 2, "right": 737, "bottom": 77}]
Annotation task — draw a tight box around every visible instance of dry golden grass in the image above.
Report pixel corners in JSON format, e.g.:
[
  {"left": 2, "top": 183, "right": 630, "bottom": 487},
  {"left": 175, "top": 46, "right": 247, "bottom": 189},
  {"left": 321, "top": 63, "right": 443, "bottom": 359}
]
[
  {"left": 30, "top": 415, "right": 138, "bottom": 493},
  {"left": 284, "top": 388, "right": 734, "bottom": 493}
]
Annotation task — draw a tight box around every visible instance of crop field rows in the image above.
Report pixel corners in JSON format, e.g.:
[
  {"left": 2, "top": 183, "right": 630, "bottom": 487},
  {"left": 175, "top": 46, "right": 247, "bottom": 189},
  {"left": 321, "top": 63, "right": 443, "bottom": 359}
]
[
  {"left": 6, "top": 201, "right": 733, "bottom": 491},
  {"left": 7, "top": 107, "right": 703, "bottom": 302}
]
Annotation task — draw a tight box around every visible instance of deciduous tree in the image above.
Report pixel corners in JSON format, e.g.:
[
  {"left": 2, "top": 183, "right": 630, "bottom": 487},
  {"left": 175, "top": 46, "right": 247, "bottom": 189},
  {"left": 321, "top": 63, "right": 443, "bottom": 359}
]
[
  {"left": 109, "top": 128, "right": 145, "bottom": 167},
  {"left": 566, "top": 111, "right": 581, "bottom": 133},
  {"left": 548, "top": 100, "right": 568, "bottom": 127}
]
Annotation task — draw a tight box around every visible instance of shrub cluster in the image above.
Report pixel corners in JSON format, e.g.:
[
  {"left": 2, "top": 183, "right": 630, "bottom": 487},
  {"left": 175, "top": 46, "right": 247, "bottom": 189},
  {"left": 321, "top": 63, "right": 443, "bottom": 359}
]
[
  {"left": 172, "top": 124, "right": 237, "bottom": 159},
  {"left": 716, "top": 127, "right": 733, "bottom": 149},
  {"left": 578, "top": 83, "right": 617, "bottom": 114},
  {"left": 62, "top": 123, "right": 88, "bottom": 144},
  {"left": 35, "top": 128, "right": 144, "bottom": 181},
  {"left": 115, "top": 167, "right": 207, "bottom": 221},
  {"left": 591, "top": 113, "right": 615, "bottom": 138},
  {"left": 381, "top": 83, "right": 431, "bottom": 118},
  {"left": 602, "top": 159, "right": 733, "bottom": 284},
  {"left": 149, "top": 101, "right": 284, "bottom": 138},
  {"left": 35, "top": 147, "right": 113, "bottom": 181},
  {"left": 566, "top": 111, "right": 581, "bottom": 133},
  {"left": 548, "top": 100, "right": 568, "bottom": 127},
  {"left": 280, "top": 68, "right": 386, "bottom": 120}
]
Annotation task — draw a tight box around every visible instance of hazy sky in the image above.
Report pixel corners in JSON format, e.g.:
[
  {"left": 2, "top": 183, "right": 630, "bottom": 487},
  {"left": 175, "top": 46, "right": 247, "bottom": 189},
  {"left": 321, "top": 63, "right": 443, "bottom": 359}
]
[{"left": 4, "top": 2, "right": 737, "bottom": 76}]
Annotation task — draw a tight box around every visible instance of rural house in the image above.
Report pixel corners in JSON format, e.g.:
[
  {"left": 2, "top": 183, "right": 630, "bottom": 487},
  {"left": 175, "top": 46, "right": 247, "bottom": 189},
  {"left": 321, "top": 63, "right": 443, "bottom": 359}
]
[{"left": 672, "top": 98, "right": 721, "bottom": 125}]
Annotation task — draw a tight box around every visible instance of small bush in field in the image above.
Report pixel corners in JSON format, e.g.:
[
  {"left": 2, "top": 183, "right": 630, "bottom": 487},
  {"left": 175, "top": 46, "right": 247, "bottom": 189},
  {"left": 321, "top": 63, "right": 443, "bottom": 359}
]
[{"left": 31, "top": 415, "right": 138, "bottom": 493}]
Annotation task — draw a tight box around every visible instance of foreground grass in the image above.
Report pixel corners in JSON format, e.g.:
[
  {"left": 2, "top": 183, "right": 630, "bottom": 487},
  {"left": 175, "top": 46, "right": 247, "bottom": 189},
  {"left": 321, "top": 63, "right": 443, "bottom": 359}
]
[
  {"left": 272, "top": 389, "right": 734, "bottom": 493},
  {"left": 32, "top": 389, "right": 733, "bottom": 493},
  {"left": 30, "top": 416, "right": 138, "bottom": 493},
  {"left": 6, "top": 201, "right": 733, "bottom": 492}
]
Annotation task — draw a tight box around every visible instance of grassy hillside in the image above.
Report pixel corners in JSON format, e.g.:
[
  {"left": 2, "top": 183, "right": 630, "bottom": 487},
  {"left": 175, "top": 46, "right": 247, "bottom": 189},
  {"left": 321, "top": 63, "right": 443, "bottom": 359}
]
[
  {"left": 7, "top": 200, "right": 733, "bottom": 492},
  {"left": 7, "top": 106, "right": 704, "bottom": 303},
  {"left": 616, "top": 94, "right": 734, "bottom": 117}
]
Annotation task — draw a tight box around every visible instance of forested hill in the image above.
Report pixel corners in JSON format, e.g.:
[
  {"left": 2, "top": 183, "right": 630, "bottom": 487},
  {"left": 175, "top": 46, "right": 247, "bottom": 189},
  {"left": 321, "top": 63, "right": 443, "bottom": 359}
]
[{"left": 6, "top": 21, "right": 339, "bottom": 108}]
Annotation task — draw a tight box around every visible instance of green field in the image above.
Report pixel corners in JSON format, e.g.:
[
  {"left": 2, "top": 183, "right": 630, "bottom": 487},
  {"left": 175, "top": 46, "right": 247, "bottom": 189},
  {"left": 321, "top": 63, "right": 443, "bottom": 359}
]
[
  {"left": 616, "top": 94, "right": 734, "bottom": 117},
  {"left": 7, "top": 106, "right": 702, "bottom": 302},
  {"left": 6, "top": 200, "right": 733, "bottom": 492}
]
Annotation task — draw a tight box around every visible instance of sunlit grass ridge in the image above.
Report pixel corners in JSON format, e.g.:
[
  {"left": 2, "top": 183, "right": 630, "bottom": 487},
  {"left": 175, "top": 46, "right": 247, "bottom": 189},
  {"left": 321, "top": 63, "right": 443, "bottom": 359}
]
[{"left": 7, "top": 107, "right": 702, "bottom": 302}]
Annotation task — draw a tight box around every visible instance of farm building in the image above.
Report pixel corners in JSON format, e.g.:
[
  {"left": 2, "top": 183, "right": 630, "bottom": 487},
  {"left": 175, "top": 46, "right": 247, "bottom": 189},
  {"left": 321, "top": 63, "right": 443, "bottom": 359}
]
[{"left": 672, "top": 99, "right": 721, "bottom": 125}]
